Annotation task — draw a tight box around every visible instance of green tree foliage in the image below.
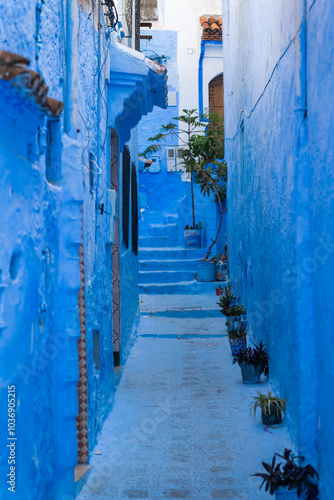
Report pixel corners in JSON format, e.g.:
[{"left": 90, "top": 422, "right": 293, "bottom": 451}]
[{"left": 140, "top": 110, "right": 227, "bottom": 259}]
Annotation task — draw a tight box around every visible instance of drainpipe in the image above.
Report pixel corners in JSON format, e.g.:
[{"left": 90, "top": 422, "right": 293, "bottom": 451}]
[
  {"left": 198, "top": 41, "right": 206, "bottom": 116},
  {"left": 65, "top": 0, "right": 79, "bottom": 138},
  {"left": 294, "top": 0, "right": 318, "bottom": 465}
]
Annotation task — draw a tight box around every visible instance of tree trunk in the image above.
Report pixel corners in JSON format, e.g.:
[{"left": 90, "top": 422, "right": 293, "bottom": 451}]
[
  {"left": 205, "top": 194, "right": 226, "bottom": 260},
  {"left": 190, "top": 166, "right": 195, "bottom": 228}
]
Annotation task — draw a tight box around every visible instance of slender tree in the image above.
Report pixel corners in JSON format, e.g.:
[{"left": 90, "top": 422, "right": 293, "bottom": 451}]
[
  {"left": 140, "top": 110, "right": 227, "bottom": 259},
  {"left": 140, "top": 109, "right": 205, "bottom": 228}
]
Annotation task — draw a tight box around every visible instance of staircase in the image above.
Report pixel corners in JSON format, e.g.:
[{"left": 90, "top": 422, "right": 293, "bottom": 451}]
[{"left": 138, "top": 216, "right": 224, "bottom": 295}]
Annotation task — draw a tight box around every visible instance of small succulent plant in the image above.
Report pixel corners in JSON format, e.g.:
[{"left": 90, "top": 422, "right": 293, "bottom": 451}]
[
  {"left": 226, "top": 326, "right": 248, "bottom": 339},
  {"left": 249, "top": 390, "right": 286, "bottom": 421}
]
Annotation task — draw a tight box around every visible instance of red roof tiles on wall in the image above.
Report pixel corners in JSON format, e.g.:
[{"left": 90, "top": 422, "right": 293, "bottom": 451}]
[
  {"left": 200, "top": 15, "right": 222, "bottom": 41},
  {"left": 0, "top": 50, "right": 64, "bottom": 117}
]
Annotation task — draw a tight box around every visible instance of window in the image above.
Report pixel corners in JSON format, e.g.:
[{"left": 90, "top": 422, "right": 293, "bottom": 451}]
[
  {"left": 45, "top": 120, "right": 62, "bottom": 185},
  {"left": 131, "top": 164, "right": 138, "bottom": 255},
  {"left": 122, "top": 146, "right": 131, "bottom": 248},
  {"left": 89, "top": 152, "right": 94, "bottom": 193}
]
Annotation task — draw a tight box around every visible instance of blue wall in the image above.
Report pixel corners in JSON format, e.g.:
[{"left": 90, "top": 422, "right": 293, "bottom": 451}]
[
  {"left": 223, "top": 0, "right": 334, "bottom": 496},
  {"left": 0, "top": 1, "right": 151, "bottom": 498}
]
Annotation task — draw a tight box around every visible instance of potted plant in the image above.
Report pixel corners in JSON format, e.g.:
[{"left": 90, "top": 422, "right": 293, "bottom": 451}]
[
  {"left": 184, "top": 221, "right": 202, "bottom": 248},
  {"left": 218, "top": 298, "right": 246, "bottom": 330},
  {"left": 189, "top": 114, "right": 227, "bottom": 280},
  {"left": 233, "top": 342, "right": 268, "bottom": 384},
  {"left": 218, "top": 283, "right": 233, "bottom": 307},
  {"left": 249, "top": 390, "right": 286, "bottom": 425},
  {"left": 252, "top": 448, "right": 319, "bottom": 499},
  {"left": 226, "top": 325, "right": 248, "bottom": 356}
]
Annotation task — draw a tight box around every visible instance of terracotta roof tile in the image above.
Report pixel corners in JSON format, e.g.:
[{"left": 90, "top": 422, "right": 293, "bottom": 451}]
[
  {"left": 0, "top": 50, "right": 64, "bottom": 117},
  {"left": 200, "top": 15, "right": 222, "bottom": 41}
]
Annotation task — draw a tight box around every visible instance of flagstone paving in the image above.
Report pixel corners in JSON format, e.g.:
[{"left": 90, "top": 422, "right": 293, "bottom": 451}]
[{"left": 77, "top": 294, "right": 291, "bottom": 500}]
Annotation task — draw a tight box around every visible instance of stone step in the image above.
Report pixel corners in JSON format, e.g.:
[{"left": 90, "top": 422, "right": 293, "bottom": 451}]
[
  {"left": 139, "top": 293, "right": 224, "bottom": 318},
  {"left": 138, "top": 236, "right": 178, "bottom": 248},
  {"left": 139, "top": 280, "right": 223, "bottom": 295},
  {"left": 138, "top": 247, "right": 206, "bottom": 260},
  {"left": 139, "top": 259, "right": 199, "bottom": 272},
  {"left": 138, "top": 316, "right": 226, "bottom": 338},
  {"left": 139, "top": 270, "right": 196, "bottom": 284},
  {"left": 145, "top": 223, "right": 178, "bottom": 238}
]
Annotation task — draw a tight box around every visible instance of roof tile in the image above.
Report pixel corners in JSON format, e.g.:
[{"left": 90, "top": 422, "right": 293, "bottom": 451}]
[
  {"left": 0, "top": 50, "right": 64, "bottom": 117},
  {"left": 200, "top": 15, "right": 222, "bottom": 41}
]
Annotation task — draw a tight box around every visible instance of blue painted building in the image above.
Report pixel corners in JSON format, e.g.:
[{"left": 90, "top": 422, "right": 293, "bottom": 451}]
[
  {"left": 223, "top": 0, "right": 334, "bottom": 497},
  {"left": 0, "top": 1, "right": 167, "bottom": 498}
]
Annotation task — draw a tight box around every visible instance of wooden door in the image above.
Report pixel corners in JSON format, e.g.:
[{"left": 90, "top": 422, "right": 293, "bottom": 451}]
[{"left": 209, "top": 73, "right": 224, "bottom": 118}]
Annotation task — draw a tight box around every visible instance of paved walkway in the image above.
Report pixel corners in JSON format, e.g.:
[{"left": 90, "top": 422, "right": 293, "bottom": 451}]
[{"left": 77, "top": 295, "right": 290, "bottom": 500}]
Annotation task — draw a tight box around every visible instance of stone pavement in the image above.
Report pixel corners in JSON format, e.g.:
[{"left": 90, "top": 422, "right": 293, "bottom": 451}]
[{"left": 77, "top": 294, "right": 291, "bottom": 500}]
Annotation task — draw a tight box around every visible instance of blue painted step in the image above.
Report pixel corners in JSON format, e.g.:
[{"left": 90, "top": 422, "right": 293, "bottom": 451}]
[
  {"left": 139, "top": 292, "right": 226, "bottom": 317},
  {"left": 138, "top": 247, "right": 206, "bottom": 260},
  {"left": 145, "top": 223, "right": 178, "bottom": 238},
  {"left": 139, "top": 259, "right": 199, "bottom": 272},
  {"left": 139, "top": 236, "right": 178, "bottom": 248},
  {"left": 139, "top": 280, "right": 223, "bottom": 295},
  {"left": 139, "top": 270, "right": 196, "bottom": 284}
]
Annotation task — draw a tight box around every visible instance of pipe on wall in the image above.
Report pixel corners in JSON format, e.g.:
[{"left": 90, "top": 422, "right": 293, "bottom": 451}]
[{"left": 294, "top": 0, "right": 318, "bottom": 466}]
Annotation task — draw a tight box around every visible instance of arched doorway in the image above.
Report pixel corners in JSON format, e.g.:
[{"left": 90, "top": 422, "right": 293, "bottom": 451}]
[{"left": 209, "top": 73, "right": 224, "bottom": 119}]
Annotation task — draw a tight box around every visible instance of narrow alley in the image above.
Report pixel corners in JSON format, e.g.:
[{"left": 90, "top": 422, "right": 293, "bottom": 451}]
[
  {"left": 78, "top": 292, "right": 288, "bottom": 500},
  {"left": 1, "top": 0, "right": 334, "bottom": 498}
]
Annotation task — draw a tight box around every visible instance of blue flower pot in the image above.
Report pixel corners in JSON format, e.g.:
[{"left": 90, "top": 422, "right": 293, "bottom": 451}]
[
  {"left": 240, "top": 362, "right": 262, "bottom": 384},
  {"left": 184, "top": 229, "right": 201, "bottom": 248},
  {"left": 197, "top": 260, "right": 216, "bottom": 282},
  {"left": 261, "top": 411, "right": 282, "bottom": 426},
  {"left": 275, "top": 487, "right": 307, "bottom": 500},
  {"left": 229, "top": 336, "right": 247, "bottom": 356},
  {"left": 225, "top": 316, "right": 241, "bottom": 329}
]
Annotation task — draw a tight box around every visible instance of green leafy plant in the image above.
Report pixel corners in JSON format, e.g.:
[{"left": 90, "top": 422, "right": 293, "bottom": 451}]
[
  {"left": 252, "top": 448, "right": 319, "bottom": 499},
  {"left": 220, "top": 304, "right": 246, "bottom": 317},
  {"left": 249, "top": 390, "right": 286, "bottom": 421},
  {"left": 140, "top": 110, "right": 227, "bottom": 259},
  {"left": 226, "top": 326, "right": 248, "bottom": 339},
  {"left": 218, "top": 283, "right": 233, "bottom": 309},
  {"left": 233, "top": 342, "right": 269, "bottom": 376},
  {"left": 140, "top": 109, "right": 205, "bottom": 228}
]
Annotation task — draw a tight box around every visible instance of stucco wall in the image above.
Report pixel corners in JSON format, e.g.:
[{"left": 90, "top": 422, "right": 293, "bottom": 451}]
[
  {"left": 224, "top": 0, "right": 334, "bottom": 496},
  {"left": 0, "top": 1, "right": 144, "bottom": 497},
  {"left": 307, "top": 1, "right": 334, "bottom": 497}
]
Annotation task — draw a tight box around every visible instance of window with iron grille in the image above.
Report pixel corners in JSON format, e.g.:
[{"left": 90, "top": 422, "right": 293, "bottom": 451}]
[
  {"left": 89, "top": 152, "right": 94, "bottom": 193},
  {"left": 131, "top": 163, "right": 138, "bottom": 255},
  {"left": 122, "top": 146, "right": 131, "bottom": 248},
  {"left": 45, "top": 120, "right": 62, "bottom": 185}
]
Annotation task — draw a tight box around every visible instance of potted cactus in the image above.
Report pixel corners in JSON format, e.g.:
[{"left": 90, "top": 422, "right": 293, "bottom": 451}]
[
  {"left": 249, "top": 390, "right": 286, "bottom": 425},
  {"left": 233, "top": 342, "right": 268, "bottom": 384},
  {"left": 252, "top": 448, "right": 319, "bottom": 499}
]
